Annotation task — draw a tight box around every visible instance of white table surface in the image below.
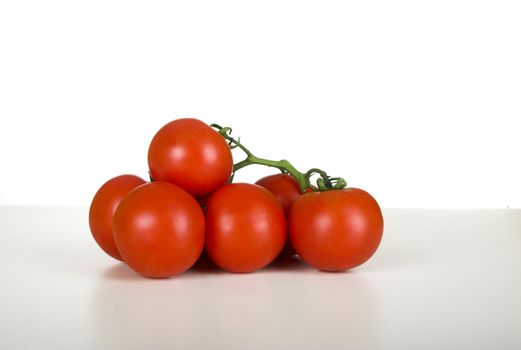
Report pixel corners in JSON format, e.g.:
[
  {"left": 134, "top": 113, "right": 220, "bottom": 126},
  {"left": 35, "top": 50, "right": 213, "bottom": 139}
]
[{"left": 0, "top": 207, "right": 520, "bottom": 350}]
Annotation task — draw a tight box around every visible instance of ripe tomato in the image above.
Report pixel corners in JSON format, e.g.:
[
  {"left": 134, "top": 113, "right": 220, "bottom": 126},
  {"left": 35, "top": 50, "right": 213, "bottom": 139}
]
[
  {"left": 89, "top": 174, "right": 146, "bottom": 261},
  {"left": 113, "top": 182, "right": 205, "bottom": 278},
  {"left": 255, "top": 173, "right": 302, "bottom": 257},
  {"left": 289, "top": 188, "right": 383, "bottom": 271},
  {"left": 205, "top": 183, "right": 286, "bottom": 273},
  {"left": 147, "top": 118, "right": 233, "bottom": 198},
  {"left": 255, "top": 174, "right": 302, "bottom": 213}
]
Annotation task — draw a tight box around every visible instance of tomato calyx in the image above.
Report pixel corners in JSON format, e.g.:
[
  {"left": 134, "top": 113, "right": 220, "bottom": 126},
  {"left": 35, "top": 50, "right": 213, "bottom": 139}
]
[{"left": 211, "top": 124, "right": 347, "bottom": 193}]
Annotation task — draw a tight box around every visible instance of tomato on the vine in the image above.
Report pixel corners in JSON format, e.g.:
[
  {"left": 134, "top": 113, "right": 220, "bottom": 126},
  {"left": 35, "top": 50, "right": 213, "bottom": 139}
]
[
  {"left": 289, "top": 188, "right": 383, "bottom": 271},
  {"left": 113, "top": 182, "right": 205, "bottom": 278},
  {"left": 255, "top": 173, "right": 302, "bottom": 257},
  {"left": 90, "top": 120, "right": 385, "bottom": 278},
  {"left": 89, "top": 174, "right": 146, "bottom": 261},
  {"left": 148, "top": 118, "right": 233, "bottom": 198},
  {"left": 205, "top": 183, "right": 286, "bottom": 273}
]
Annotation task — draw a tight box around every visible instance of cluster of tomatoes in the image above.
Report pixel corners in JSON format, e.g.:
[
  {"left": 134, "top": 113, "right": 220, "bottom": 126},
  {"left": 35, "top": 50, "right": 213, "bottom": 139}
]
[{"left": 89, "top": 118, "right": 383, "bottom": 278}]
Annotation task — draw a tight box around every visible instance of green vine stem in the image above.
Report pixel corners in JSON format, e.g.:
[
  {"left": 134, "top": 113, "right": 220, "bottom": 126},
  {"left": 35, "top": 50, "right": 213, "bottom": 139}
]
[{"left": 211, "top": 124, "right": 347, "bottom": 192}]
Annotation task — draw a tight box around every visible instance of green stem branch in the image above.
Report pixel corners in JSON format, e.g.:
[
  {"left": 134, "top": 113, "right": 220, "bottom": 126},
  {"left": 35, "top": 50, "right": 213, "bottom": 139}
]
[{"left": 211, "top": 124, "right": 347, "bottom": 192}]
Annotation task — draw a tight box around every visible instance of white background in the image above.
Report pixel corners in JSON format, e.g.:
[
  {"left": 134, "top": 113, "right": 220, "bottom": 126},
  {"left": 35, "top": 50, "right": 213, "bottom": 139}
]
[{"left": 0, "top": 0, "right": 519, "bottom": 208}]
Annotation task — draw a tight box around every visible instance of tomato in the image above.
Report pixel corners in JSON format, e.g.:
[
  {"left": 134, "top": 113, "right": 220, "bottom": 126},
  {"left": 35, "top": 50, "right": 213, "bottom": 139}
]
[
  {"left": 89, "top": 174, "right": 146, "bottom": 261},
  {"left": 255, "top": 174, "right": 302, "bottom": 213},
  {"left": 289, "top": 188, "right": 383, "bottom": 271},
  {"left": 205, "top": 183, "right": 286, "bottom": 273},
  {"left": 113, "top": 182, "right": 205, "bottom": 278},
  {"left": 147, "top": 118, "right": 233, "bottom": 198},
  {"left": 255, "top": 173, "right": 302, "bottom": 257}
]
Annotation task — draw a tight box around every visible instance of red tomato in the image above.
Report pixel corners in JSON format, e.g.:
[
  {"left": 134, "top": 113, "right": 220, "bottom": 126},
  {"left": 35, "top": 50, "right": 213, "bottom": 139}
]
[
  {"left": 89, "top": 174, "right": 146, "bottom": 261},
  {"left": 255, "top": 174, "right": 302, "bottom": 213},
  {"left": 205, "top": 183, "right": 286, "bottom": 273},
  {"left": 289, "top": 188, "right": 383, "bottom": 271},
  {"left": 255, "top": 173, "right": 302, "bottom": 257},
  {"left": 147, "top": 118, "right": 233, "bottom": 198},
  {"left": 113, "top": 182, "right": 205, "bottom": 278}
]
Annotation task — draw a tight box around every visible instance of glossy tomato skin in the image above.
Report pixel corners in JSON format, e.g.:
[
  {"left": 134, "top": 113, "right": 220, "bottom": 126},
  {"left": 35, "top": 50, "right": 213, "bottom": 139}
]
[
  {"left": 255, "top": 174, "right": 302, "bottom": 257},
  {"left": 89, "top": 175, "right": 146, "bottom": 261},
  {"left": 113, "top": 182, "right": 205, "bottom": 278},
  {"left": 289, "top": 188, "right": 383, "bottom": 272},
  {"left": 205, "top": 183, "right": 286, "bottom": 273},
  {"left": 147, "top": 118, "right": 233, "bottom": 198},
  {"left": 255, "top": 174, "right": 302, "bottom": 213}
]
